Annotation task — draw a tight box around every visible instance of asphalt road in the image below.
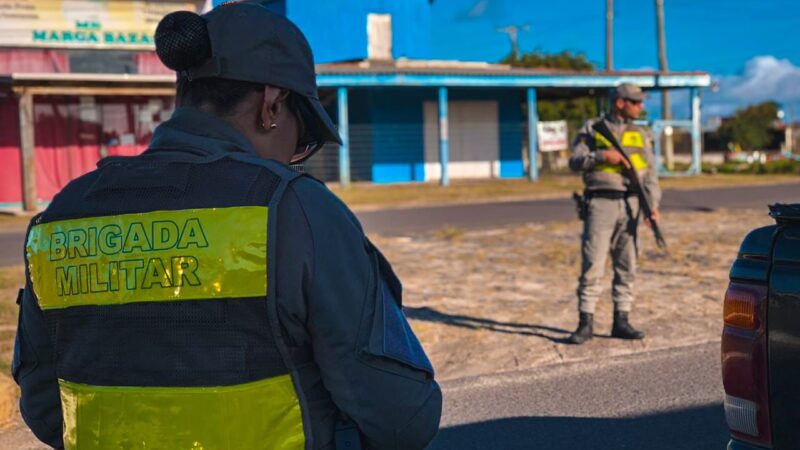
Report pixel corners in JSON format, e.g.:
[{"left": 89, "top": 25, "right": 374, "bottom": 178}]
[
  {"left": 0, "top": 341, "right": 728, "bottom": 450},
  {"left": 0, "top": 230, "right": 24, "bottom": 268},
  {"left": 429, "top": 341, "right": 728, "bottom": 450},
  {"left": 1, "top": 182, "right": 797, "bottom": 267},
  {"left": 359, "top": 182, "right": 800, "bottom": 235}
]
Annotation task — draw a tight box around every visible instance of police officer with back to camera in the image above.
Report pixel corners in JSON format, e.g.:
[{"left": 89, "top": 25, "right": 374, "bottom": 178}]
[
  {"left": 13, "top": 2, "right": 441, "bottom": 449},
  {"left": 567, "top": 83, "right": 661, "bottom": 345}
]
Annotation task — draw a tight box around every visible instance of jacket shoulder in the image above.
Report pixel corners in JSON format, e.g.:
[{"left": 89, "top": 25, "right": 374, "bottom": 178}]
[
  {"left": 288, "top": 176, "right": 364, "bottom": 236},
  {"left": 578, "top": 117, "right": 603, "bottom": 134}
]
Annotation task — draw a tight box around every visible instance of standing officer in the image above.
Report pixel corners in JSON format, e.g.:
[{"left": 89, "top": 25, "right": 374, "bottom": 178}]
[
  {"left": 567, "top": 83, "right": 661, "bottom": 345},
  {"left": 13, "top": 3, "right": 441, "bottom": 449}
]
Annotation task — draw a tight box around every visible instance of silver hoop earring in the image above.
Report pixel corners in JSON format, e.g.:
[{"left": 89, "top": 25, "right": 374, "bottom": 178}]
[{"left": 270, "top": 123, "right": 278, "bottom": 129}]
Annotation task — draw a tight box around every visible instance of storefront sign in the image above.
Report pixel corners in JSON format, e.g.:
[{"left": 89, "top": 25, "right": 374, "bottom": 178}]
[{"left": 0, "top": 0, "right": 201, "bottom": 50}]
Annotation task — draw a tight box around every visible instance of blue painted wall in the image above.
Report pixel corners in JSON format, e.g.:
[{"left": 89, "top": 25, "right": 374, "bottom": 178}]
[
  {"left": 345, "top": 87, "right": 525, "bottom": 183},
  {"left": 361, "top": 88, "right": 430, "bottom": 183},
  {"left": 285, "top": 0, "right": 432, "bottom": 63},
  {"left": 346, "top": 89, "right": 375, "bottom": 182}
]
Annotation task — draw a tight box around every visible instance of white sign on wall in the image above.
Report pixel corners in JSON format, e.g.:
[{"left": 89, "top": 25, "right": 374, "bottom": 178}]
[{"left": 537, "top": 120, "right": 568, "bottom": 152}]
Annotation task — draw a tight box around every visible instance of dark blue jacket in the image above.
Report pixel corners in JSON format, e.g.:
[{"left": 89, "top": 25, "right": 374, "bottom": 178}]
[{"left": 13, "top": 107, "right": 442, "bottom": 450}]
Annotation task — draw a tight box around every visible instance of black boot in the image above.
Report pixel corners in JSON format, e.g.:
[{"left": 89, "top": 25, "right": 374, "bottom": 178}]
[
  {"left": 568, "top": 312, "right": 594, "bottom": 344},
  {"left": 611, "top": 311, "right": 645, "bottom": 340}
]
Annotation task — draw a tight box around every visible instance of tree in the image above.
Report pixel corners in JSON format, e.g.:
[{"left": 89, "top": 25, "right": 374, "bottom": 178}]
[
  {"left": 501, "top": 50, "right": 594, "bottom": 72},
  {"left": 718, "top": 101, "right": 780, "bottom": 151}
]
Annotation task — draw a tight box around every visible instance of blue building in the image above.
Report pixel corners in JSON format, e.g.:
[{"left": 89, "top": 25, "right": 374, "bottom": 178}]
[
  {"left": 244, "top": 0, "right": 708, "bottom": 184},
  {"left": 208, "top": 0, "right": 711, "bottom": 185},
  {"left": 310, "top": 64, "right": 709, "bottom": 184}
]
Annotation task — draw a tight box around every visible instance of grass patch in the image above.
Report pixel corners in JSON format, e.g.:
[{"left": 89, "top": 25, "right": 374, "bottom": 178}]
[
  {"left": 659, "top": 173, "right": 799, "bottom": 190},
  {"left": 0, "top": 266, "right": 23, "bottom": 376},
  {"left": 703, "top": 159, "right": 800, "bottom": 175},
  {"left": 0, "top": 266, "right": 25, "bottom": 430},
  {"left": 331, "top": 176, "right": 581, "bottom": 210},
  {"left": 435, "top": 226, "right": 466, "bottom": 241},
  {"left": 330, "top": 174, "right": 800, "bottom": 210},
  {"left": 0, "top": 215, "right": 30, "bottom": 232}
]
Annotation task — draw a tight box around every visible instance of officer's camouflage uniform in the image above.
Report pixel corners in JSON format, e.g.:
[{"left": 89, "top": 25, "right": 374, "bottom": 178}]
[{"left": 569, "top": 114, "right": 661, "bottom": 314}]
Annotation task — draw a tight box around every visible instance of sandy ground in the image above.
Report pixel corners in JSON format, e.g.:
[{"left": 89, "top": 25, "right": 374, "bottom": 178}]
[{"left": 371, "top": 207, "right": 774, "bottom": 381}]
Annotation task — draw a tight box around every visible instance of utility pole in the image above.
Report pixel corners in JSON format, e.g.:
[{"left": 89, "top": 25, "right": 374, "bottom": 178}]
[
  {"left": 497, "top": 24, "right": 530, "bottom": 61},
  {"left": 606, "top": 0, "right": 613, "bottom": 70},
  {"left": 656, "top": 0, "right": 674, "bottom": 170}
]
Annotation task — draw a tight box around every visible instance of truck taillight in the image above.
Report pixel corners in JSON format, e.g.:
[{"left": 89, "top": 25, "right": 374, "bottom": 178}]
[{"left": 721, "top": 282, "right": 771, "bottom": 448}]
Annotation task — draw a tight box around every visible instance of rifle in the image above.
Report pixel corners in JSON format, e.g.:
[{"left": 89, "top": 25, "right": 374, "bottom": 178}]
[{"left": 591, "top": 121, "right": 667, "bottom": 250}]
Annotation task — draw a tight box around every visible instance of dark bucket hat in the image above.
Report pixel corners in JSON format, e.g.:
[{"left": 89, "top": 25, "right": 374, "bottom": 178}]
[{"left": 177, "top": 1, "right": 341, "bottom": 146}]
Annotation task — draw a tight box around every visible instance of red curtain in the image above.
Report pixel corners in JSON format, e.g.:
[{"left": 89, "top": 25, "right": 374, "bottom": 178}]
[
  {"left": 0, "top": 96, "right": 21, "bottom": 204},
  {"left": 0, "top": 96, "right": 175, "bottom": 205},
  {"left": 33, "top": 97, "right": 102, "bottom": 200},
  {"left": 33, "top": 96, "right": 174, "bottom": 201},
  {"left": 0, "top": 48, "right": 177, "bottom": 205}
]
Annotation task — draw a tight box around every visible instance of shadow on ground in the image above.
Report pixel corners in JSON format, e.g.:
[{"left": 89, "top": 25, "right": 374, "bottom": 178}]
[
  {"left": 429, "top": 403, "right": 727, "bottom": 450},
  {"left": 404, "top": 306, "right": 571, "bottom": 343}
]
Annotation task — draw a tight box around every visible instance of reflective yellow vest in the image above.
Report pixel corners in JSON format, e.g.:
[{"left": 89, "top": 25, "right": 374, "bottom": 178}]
[
  {"left": 593, "top": 125, "right": 650, "bottom": 175},
  {"left": 26, "top": 153, "right": 306, "bottom": 450}
]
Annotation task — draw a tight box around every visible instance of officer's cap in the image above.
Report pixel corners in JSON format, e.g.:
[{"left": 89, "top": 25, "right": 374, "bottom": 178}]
[
  {"left": 157, "top": 1, "right": 341, "bottom": 145},
  {"left": 613, "top": 83, "right": 646, "bottom": 102}
]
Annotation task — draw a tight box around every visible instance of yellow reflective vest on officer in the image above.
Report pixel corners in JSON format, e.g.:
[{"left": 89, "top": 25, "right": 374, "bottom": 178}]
[
  {"left": 23, "top": 154, "right": 305, "bottom": 450},
  {"left": 568, "top": 115, "right": 662, "bottom": 208},
  {"left": 13, "top": 107, "right": 441, "bottom": 450}
]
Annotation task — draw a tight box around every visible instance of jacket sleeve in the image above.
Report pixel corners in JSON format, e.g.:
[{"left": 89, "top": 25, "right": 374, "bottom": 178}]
[
  {"left": 13, "top": 221, "right": 65, "bottom": 449},
  {"left": 287, "top": 178, "right": 442, "bottom": 450},
  {"left": 569, "top": 119, "right": 604, "bottom": 172},
  {"left": 642, "top": 129, "right": 662, "bottom": 210}
]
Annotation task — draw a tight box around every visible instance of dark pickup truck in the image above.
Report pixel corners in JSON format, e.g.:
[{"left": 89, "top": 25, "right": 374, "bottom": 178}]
[{"left": 723, "top": 204, "right": 800, "bottom": 450}]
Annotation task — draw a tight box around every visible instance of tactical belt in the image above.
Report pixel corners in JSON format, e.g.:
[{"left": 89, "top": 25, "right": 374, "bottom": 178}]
[{"left": 586, "top": 190, "right": 636, "bottom": 200}]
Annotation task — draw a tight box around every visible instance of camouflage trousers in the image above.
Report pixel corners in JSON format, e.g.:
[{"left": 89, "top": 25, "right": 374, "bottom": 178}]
[{"left": 577, "top": 196, "right": 640, "bottom": 314}]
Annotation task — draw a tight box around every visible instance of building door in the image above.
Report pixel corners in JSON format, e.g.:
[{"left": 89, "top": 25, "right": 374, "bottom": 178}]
[{"left": 423, "top": 100, "right": 499, "bottom": 181}]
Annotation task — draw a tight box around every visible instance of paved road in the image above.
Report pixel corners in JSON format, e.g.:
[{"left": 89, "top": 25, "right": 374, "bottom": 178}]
[
  {"left": 0, "top": 341, "right": 728, "bottom": 449},
  {"left": 360, "top": 182, "right": 800, "bottom": 234},
  {"left": 1, "top": 183, "right": 797, "bottom": 267},
  {"left": 0, "top": 230, "right": 24, "bottom": 267},
  {"left": 430, "top": 341, "right": 727, "bottom": 450}
]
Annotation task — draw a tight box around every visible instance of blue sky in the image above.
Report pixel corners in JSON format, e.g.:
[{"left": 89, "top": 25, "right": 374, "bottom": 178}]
[
  {"left": 209, "top": 0, "right": 799, "bottom": 119},
  {"left": 430, "top": 0, "right": 798, "bottom": 74},
  {"left": 430, "top": 0, "right": 800, "bottom": 119}
]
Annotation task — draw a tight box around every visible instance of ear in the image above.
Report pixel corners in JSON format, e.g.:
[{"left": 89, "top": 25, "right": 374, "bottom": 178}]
[{"left": 260, "top": 86, "right": 291, "bottom": 128}]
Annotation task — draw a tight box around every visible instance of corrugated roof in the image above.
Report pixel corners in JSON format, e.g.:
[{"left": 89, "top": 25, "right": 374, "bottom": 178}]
[{"left": 316, "top": 59, "right": 707, "bottom": 78}]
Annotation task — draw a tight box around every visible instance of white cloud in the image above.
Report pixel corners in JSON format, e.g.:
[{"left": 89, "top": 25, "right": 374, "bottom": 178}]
[
  {"left": 467, "top": 0, "right": 490, "bottom": 17},
  {"left": 705, "top": 55, "right": 800, "bottom": 117}
]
